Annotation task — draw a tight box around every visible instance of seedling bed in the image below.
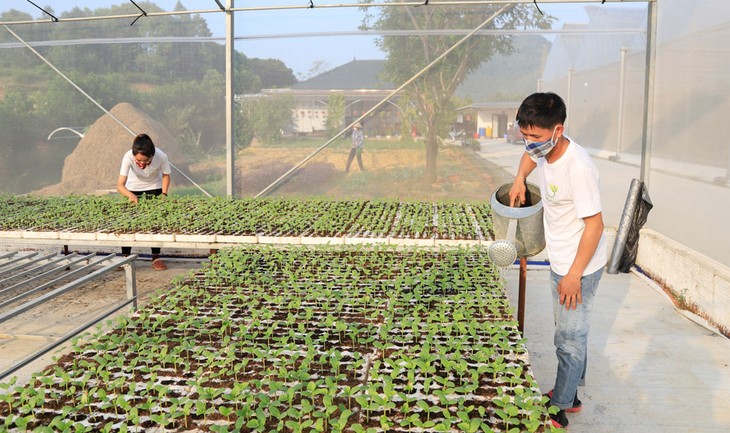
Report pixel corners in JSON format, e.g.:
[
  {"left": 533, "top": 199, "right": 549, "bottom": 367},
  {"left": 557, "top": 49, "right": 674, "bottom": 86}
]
[
  {"left": 0, "top": 246, "right": 556, "bottom": 432},
  {"left": 0, "top": 195, "right": 494, "bottom": 241}
]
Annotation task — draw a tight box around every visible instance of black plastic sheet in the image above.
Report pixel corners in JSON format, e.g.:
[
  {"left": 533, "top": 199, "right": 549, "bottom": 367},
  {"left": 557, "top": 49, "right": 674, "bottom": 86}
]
[{"left": 607, "top": 178, "right": 653, "bottom": 274}]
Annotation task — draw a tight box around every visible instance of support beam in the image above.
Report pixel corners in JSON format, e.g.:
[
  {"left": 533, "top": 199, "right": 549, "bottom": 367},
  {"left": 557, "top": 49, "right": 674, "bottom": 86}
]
[
  {"left": 225, "top": 0, "right": 236, "bottom": 196},
  {"left": 639, "top": 1, "right": 658, "bottom": 187}
]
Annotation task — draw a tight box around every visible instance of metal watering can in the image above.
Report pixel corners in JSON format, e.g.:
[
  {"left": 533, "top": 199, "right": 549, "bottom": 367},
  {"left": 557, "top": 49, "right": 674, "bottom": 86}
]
[{"left": 488, "top": 182, "right": 546, "bottom": 267}]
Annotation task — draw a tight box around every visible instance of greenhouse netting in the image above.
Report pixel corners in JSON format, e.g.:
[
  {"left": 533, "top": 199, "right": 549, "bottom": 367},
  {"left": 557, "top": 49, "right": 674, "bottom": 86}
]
[{"left": 0, "top": 0, "right": 728, "bottom": 264}]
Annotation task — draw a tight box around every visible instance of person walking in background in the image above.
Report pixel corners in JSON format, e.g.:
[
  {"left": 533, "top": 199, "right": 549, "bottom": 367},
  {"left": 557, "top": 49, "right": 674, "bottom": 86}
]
[
  {"left": 117, "top": 133, "right": 171, "bottom": 270},
  {"left": 508, "top": 92, "right": 607, "bottom": 429},
  {"left": 345, "top": 122, "right": 365, "bottom": 172}
]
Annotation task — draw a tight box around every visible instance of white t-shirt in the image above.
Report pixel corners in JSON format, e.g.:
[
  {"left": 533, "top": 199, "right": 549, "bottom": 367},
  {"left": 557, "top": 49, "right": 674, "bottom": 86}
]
[
  {"left": 119, "top": 148, "right": 171, "bottom": 192},
  {"left": 533, "top": 138, "right": 607, "bottom": 276}
]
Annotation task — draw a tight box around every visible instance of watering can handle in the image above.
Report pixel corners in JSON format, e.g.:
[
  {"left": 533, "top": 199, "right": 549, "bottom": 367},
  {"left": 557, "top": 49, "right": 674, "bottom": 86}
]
[
  {"left": 506, "top": 218, "right": 518, "bottom": 244},
  {"left": 506, "top": 198, "right": 520, "bottom": 244}
]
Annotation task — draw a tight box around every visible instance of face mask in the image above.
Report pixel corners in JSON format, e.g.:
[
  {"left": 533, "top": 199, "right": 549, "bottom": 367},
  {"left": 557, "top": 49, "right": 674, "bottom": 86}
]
[{"left": 524, "top": 126, "right": 558, "bottom": 158}]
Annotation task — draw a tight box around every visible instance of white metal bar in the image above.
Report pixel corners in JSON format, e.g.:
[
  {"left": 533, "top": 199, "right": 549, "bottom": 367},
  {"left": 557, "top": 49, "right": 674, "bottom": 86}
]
[
  {"left": 226, "top": 0, "right": 236, "bottom": 197},
  {"left": 639, "top": 0, "right": 657, "bottom": 186},
  {"left": 0, "top": 252, "right": 77, "bottom": 286},
  {"left": 614, "top": 46, "right": 628, "bottom": 161},
  {"left": 0, "top": 251, "right": 57, "bottom": 278},
  {"left": 0, "top": 1, "right": 657, "bottom": 27},
  {"left": 0, "top": 253, "right": 110, "bottom": 309},
  {"left": 0, "top": 27, "right": 647, "bottom": 50},
  {"left": 0, "top": 251, "right": 38, "bottom": 270},
  {"left": 0, "top": 254, "right": 135, "bottom": 320},
  {"left": 0, "top": 252, "right": 17, "bottom": 261},
  {"left": 124, "top": 260, "right": 137, "bottom": 311},
  {"left": 0, "top": 297, "right": 137, "bottom": 381},
  {"left": 0, "top": 253, "right": 92, "bottom": 298}
]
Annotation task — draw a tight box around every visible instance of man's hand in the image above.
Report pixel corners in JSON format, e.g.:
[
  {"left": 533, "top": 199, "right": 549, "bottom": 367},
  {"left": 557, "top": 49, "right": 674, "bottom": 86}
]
[
  {"left": 126, "top": 194, "right": 139, "bottom": 204},
  {"left": 557, "top": 274, "right": 582, "bottom": 310},
  {"left": 509, "top": 180, "right": 526, "bottom": 207}
]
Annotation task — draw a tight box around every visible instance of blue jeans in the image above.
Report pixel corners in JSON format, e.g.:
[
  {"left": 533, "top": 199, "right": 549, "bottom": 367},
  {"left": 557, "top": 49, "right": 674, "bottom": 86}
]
[{"left": 550, "top": 267, "right": 603, "bottom": 410}]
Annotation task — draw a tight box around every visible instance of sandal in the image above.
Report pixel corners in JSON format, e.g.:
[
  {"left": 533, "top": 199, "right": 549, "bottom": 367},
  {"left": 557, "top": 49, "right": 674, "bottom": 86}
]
[{"left": 151, "top": 258, "right": 168, "bottom": 270}]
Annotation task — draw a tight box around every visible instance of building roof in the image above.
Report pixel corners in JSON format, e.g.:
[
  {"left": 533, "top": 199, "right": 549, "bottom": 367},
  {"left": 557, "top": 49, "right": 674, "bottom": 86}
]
[{"left": 292, "top": 59, "right": 395, "bottom": 91}]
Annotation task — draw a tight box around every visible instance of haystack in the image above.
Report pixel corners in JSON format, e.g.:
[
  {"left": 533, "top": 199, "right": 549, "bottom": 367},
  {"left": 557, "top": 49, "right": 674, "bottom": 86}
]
[{"left": 37, "top": 103, "right": 188, "bottom": 196}]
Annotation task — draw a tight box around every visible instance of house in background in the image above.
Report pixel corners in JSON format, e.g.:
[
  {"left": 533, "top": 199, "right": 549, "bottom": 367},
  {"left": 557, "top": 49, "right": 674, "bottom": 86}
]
[
  {"left": 457, "top": 101, "right": 521, "bottom": 140},
  {"left": 254, "top": 59, "right": 404, "bottom": 137},
  {"left": 246, "top": 35, "right": 547, "bottom": 139}
]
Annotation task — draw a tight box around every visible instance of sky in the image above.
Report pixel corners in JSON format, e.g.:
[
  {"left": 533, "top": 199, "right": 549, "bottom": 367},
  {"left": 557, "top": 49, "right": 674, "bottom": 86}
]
[{"left": 0, "top": 0, "right": 605, "bottom": 78}]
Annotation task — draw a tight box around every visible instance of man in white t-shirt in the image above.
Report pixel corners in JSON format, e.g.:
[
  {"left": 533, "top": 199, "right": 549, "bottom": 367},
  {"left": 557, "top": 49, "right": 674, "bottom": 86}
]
[
  {"left": 509, "top": 92, "right": 607, "bottom": 429},
  {"left": 116, "top": 133, "right": 172, "bottom": 270}
]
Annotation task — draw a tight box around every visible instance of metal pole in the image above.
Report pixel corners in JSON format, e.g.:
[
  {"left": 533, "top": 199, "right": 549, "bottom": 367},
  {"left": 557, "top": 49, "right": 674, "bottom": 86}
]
[
  {"left": 612, "top": 47, "right": 628, "bottom": 162},
  {"left": 640, "top": 1, "right": 658, "bottom": 187},
  {"left": 0, "top": 297, "right": 136, "bottom": 381},
  {"left": 225, "top": 0, "right": 236, "bottom": 196},
  {"left": 566, "top": 67, "right": 574, "bottom": 130},
  {"left": 0, "top": 1, "right": 656, "bottom": 27},
  {"left": 125, "top": 260, "right": 138, "bottom": 311},
  {"left": 518, "top": 257, "right": 527, "bottom": 333}
]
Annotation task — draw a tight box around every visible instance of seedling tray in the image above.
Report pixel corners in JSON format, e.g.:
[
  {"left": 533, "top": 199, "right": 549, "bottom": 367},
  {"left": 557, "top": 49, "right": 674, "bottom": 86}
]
[{"left": 0, "top": 245, "right": 556, "bottom": 432}]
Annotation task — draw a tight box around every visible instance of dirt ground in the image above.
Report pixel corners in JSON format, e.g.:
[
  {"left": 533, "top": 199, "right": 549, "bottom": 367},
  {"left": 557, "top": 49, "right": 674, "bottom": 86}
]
[{"left": 199, "top": 143, "right": 512, "bottom": 200}]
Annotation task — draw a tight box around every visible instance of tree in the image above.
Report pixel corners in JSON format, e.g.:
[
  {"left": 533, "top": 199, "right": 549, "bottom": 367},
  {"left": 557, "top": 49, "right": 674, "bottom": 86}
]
[
  {"left": 234, "top": 52, "right": 263, "bottom": 94},
  {"left": 143, "top": 69, "right": 226, "bottom": 152},
  {"left": 361, "top": 1, "right": 551, "bottom": 181},
  {"left": 245, "top": 58, "right": 297, "bottom": 89},
  {"left": 238, "top": 95, "right": 295, "bottom": 145},
  {"left": 325, "top": 93, "right": 346, "bottom": 138},
  {"left": 33, "top": 72, "right": 140, "bottom": 129}
]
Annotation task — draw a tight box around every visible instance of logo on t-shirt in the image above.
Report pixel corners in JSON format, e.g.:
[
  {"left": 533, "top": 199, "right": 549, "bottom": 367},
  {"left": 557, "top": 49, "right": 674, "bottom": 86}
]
[{"left": 547, "top": 184, "right": 559, "bottom": 202}]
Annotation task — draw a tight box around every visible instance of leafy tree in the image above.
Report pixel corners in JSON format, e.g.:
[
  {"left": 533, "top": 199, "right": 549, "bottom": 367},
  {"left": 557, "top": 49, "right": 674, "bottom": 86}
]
[
  {"left": 0, "top": 11, "right": 47, "bottom": 70},
  {"left": 0, "top": 89, "right": 43, "bottom": 144},
  {"left": 0, "top": 88, "right": 46, "bottom": 193},
  {"left": 234, "top": 51, "right": 263, "bottom": 94},
  {"left": 325, "top": 93, "right": 346, "bottom": 138},
  {"left": 361, "top": 1, "right": 551, "bottom": 181},
  {"left": 143, "top": 69, "right": 226, "bottom": 152},
  {"left": 239, "top": 94, "right": 295, "bottom": 145},
  {"left": 245, "top": 58, "right": 297, "bottom": 89},
  {"left": 235, "top": 104, "right": 254, "bottom": 151},
  {"left": 32, "top": 72, "right": 139, "bottom": 129}
]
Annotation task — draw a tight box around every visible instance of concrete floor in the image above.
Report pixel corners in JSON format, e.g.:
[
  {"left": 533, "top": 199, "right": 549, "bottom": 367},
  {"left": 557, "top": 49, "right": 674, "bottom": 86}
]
[
  {"left": 503, "top": 265, "right": 730, "bottom": 433},
  {"left": 483, "top": 138, "right": 730, "bottom": 432}
]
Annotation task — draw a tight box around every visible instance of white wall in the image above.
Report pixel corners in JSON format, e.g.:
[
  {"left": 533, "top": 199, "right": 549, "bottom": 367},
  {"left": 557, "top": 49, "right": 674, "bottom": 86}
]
[{"left": 636, "top": 228, "right": 730, "bottom": 336}]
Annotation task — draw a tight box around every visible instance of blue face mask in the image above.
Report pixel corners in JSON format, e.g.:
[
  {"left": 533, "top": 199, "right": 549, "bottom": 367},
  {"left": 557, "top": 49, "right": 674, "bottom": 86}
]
[{"left": 524, "top": 126, "right": 558, "bottom": 158}]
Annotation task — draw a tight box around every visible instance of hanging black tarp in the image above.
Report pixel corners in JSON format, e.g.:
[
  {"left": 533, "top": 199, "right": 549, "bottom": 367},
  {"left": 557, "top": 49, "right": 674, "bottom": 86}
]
[{"left": 607, "top": 178, "right": 653, "bottom": 274}]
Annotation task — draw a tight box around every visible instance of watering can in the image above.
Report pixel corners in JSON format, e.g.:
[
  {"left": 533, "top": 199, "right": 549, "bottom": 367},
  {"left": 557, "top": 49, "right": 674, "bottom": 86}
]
[{"left": 488, "top": 182, "right": 546, "bottom": 267}]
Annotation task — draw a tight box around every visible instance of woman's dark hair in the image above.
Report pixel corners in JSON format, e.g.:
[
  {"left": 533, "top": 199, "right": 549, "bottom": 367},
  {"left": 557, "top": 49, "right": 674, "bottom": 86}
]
[
  {"left": 132, "top": 133, "right": 156, "bottom": 158},
  {"left": 516, "top": 92, "right": 567, "bottom": 130}
]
